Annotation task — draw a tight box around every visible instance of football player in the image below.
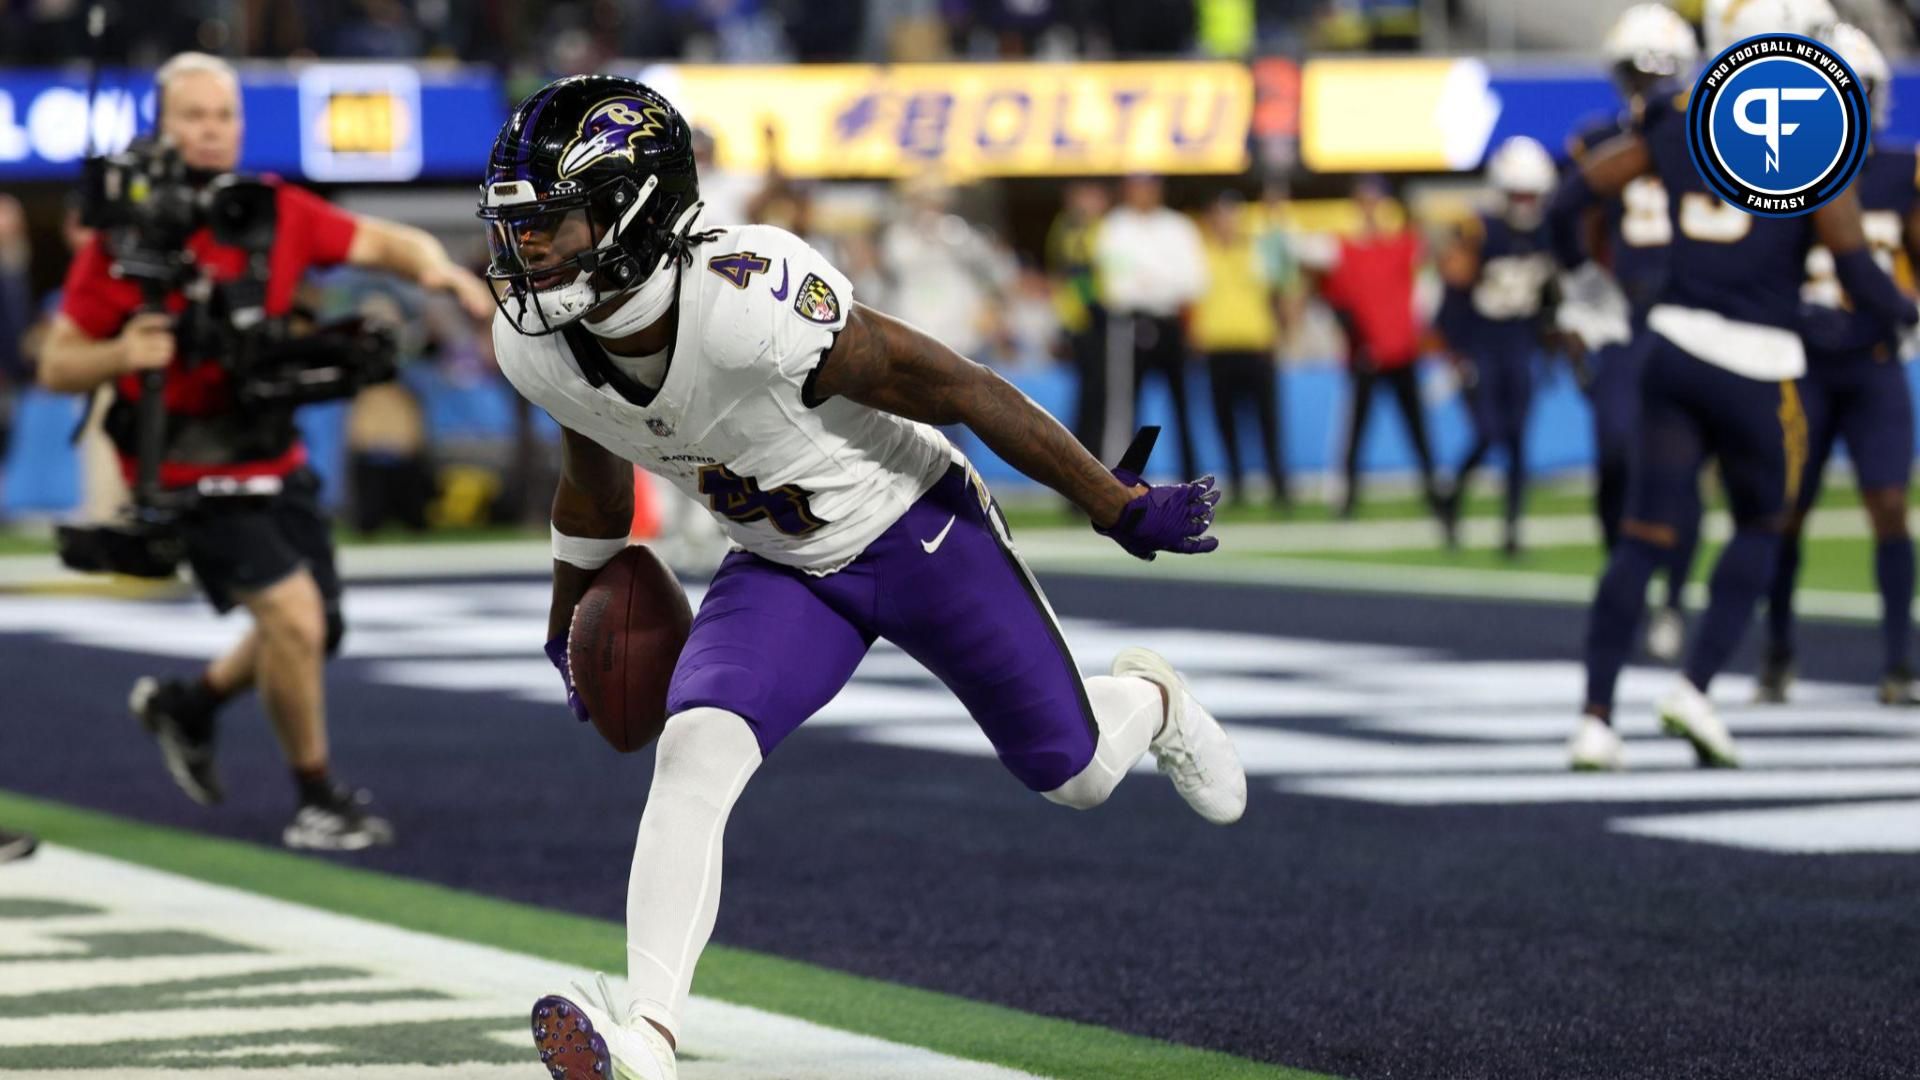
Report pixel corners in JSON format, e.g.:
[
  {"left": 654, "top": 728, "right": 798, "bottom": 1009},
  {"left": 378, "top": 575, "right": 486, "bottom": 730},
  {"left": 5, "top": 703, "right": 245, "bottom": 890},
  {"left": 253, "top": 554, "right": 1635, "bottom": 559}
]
[
  {"left": 1759, "top": 25, "right": 1920, "bottom": 705},
  {"left": 1437, "top": 136, "right": 1560, "bottom": 558},
  {"left": 1565, "top": 2, "right": 1703, "bottom": 661},
  {"left": 1553, "top": 0, "right": 1915, "bottom": 771},
  {"left": 479, "top": 77, "right": 1245, "bottom": 1080}
]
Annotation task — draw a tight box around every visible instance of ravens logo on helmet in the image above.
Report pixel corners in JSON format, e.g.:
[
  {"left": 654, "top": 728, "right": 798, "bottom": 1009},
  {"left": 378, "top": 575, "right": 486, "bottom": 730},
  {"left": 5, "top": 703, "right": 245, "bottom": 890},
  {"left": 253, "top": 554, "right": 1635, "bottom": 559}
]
[{"left": 477, "top": 75, "right": 701, "bottom": 335}]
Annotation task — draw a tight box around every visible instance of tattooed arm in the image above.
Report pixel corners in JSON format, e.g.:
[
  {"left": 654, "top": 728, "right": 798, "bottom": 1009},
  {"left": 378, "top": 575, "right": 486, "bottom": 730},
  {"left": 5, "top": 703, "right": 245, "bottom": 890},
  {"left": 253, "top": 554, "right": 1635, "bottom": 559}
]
[
  {"left": 547, "top": 426, "right": 634, "bottom": 640},
  {"left": 812, "top": 303, "right": 1141, "bottom": 527}
]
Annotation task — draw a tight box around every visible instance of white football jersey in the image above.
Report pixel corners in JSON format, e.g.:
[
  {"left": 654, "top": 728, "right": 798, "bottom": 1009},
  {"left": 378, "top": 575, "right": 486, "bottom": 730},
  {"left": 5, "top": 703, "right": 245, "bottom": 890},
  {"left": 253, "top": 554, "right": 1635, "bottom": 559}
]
[{"left": 494, "top": 224, "right": 956, "bottom": 573}]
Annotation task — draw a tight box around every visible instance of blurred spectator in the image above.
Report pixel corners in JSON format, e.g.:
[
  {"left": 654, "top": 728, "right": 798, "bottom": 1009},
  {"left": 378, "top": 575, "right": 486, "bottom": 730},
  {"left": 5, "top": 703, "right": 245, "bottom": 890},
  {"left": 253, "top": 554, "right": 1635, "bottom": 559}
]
[
  {"left": 693, "top": 127, "right": 759, "bottom": 227},
  {"left": 1046, "top": 180, "right": 1110, "bottom": 456},
  {"left": 775, "top": 0, "right": 868, "bottom": 59},
  {"left": 14, "top": 205, "right": 122, "bottom": 521},
  {"left": 343, "top": 290, "right": 433, "bottom": 533},
  {"left": 878, "top": 174, "right": 1015, "bottom": 362},
  {"left": 1197, "top": 0, "right": 1257, "bottom": 56},
  {"left": 330, "top": 0, "right": 425, "bottom": 58},
  {"left": 1192, "top": 191, "right": 1288, "bottom": 507},
  {"left": 1002, "top": 265, "right": 1064, "bottom": 369},
  {"left": 1106, "top": 1, "right": 1198, "bottom": 55},
  {"left": 1095, "top": 173, "right": 1206, "bottom": 474},
  {"left": 1315, "top": 175, "right": 1442, "bottom": 519},
  {"left": 1256, "top": 181, "right": 1306, "bottom": 344},
  {"left": 0, "top": 196, "right": 31, "bottom": 505}
]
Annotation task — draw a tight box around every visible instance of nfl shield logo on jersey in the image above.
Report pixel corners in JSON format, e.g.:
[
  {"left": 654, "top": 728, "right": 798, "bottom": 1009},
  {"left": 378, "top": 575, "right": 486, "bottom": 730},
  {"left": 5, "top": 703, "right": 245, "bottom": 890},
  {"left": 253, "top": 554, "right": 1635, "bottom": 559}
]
[
  {"left": 647, "top": 418, "right": 673, "bottom": 438},
  {"left": 793, "top": 273, "right": 841, "bottom": 324}
]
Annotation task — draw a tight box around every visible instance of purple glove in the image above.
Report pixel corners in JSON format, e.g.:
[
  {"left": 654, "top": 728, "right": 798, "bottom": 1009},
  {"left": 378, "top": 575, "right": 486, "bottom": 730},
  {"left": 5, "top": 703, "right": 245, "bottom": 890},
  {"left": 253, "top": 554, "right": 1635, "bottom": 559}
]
[
  {"left": 1094, "top": 472, "right": 1222, "bottom": 561},
  {"left": 544, "top": 634, "right": 591, "bottom": 723}
]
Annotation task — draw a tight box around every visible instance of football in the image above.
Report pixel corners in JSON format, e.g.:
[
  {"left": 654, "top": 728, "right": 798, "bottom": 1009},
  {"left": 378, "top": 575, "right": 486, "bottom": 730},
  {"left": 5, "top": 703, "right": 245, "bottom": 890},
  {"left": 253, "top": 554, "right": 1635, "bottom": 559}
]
[{"left": 566, "top": 545, "right": 693, "bottom": 753}]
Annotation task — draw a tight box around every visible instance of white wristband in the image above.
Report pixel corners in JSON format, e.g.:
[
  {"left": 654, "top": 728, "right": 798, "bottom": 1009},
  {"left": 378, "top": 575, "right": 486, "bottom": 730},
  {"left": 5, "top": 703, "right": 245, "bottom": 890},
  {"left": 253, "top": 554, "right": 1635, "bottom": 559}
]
[{"left": 551, "top": 525, "right": 629, "bottom": 570}]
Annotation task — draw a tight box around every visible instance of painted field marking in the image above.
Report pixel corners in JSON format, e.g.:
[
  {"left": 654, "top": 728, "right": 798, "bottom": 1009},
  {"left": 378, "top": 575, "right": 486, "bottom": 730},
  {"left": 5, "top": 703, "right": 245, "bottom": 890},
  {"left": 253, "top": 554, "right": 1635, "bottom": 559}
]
[{"left": 0, "top": 846, "right": 1044, "bottom": 1079}]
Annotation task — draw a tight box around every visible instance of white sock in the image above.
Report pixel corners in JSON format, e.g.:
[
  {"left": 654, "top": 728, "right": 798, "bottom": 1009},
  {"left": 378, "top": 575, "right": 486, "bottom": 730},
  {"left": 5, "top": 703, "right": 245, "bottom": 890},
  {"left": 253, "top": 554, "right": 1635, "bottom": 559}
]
[
  {"left": 1042, "top": 674, "right": 1163, "bottom": 810},
  {"left": 624, "top": 707, "right": 763, "bottom": 1045}
]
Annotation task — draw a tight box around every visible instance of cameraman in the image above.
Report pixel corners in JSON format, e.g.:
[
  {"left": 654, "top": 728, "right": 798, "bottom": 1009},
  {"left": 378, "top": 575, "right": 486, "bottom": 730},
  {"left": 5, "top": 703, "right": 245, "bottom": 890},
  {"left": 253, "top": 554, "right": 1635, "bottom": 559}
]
[{"left": 38, "top": 52, "right": 493, "bottom": 851}]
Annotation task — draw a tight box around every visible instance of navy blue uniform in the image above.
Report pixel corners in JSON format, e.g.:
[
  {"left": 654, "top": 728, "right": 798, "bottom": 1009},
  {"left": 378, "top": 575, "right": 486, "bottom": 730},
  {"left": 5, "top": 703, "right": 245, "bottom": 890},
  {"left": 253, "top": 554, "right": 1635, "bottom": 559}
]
[
  {"left": 1628, "top": 100, "right": 1814, "bottom": 533},
  {"left": 1583, "top": 97, "right": 1818, "bottom": 715},
  {"left": 1569, "top": 112, "right": 1700, "bottom": 600},
  {"left": 1797, "top": 144, "right": 1919, "bottom": 496},
  {"left": 1765, "top": 143, "right": 1920, "bottom": 681},
  {"left": 1449, "top": 210, "right": 1554, "bottom": 539}
]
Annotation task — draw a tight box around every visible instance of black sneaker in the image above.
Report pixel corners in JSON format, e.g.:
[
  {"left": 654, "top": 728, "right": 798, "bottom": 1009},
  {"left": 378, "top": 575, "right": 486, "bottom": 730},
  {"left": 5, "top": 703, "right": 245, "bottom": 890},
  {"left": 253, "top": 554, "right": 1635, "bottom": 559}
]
[
  {"left": 283, "top": 784, "right": 395, "bottom": 851},
  {"left": 129, "top": 677, "right": 223, "bottom": 806},
  {"left": 1878, "top": 668, "right": 1916, "bottom": 707},
  {"left": 1755, "top": 652, "right": 1794, "bottom": 705},
  {"left": 0, "top": 830, "right": 37, "bottom": 864}
]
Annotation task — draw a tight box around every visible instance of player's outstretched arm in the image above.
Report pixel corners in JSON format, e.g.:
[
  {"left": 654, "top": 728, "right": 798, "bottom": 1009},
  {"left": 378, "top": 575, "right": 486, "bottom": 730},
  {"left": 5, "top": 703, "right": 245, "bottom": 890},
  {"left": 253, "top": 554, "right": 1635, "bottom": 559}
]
[
  {"left": 1574, "top": 132, "right": 1652, "bottom": 200},
  {"left": 814, "top": 303, "right": 1218, "bottom": 557},
  {"left": 548, "top": 427, "right": 634, "bottom": 642},
  {"left": 815, "top": 303, "right": 1138, "bottom": 526}
]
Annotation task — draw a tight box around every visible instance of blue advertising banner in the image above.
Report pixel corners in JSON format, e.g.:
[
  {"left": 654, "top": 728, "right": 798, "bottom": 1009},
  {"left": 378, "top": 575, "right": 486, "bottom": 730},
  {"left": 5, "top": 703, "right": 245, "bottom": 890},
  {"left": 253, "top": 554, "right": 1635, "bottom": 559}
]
[{"left": 0, "top": 64, "right": 504, "bottom": 183}]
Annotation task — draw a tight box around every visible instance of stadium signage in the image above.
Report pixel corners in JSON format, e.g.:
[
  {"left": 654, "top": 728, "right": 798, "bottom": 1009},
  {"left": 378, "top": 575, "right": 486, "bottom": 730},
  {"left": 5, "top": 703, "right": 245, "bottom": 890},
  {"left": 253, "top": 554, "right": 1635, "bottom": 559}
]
[
  {"left": 0, "top": 65, "right": 500, "bottom": 182},
  {"left": 638, "top": 62, "right": 1253, "bottom": 178}
]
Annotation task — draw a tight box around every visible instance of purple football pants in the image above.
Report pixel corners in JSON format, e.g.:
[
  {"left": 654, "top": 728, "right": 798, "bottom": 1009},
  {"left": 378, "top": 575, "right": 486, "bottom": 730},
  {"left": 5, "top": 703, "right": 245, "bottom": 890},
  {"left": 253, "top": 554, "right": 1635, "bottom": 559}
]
[{"left": 666, "top": 464, "right": 1098, "bottom": 792}]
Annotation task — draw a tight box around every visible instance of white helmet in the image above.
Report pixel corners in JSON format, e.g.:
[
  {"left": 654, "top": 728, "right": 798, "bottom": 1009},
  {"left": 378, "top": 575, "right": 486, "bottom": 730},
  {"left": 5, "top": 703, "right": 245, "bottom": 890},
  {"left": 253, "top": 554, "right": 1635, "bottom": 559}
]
[
  {"left": 1489, "top": 136, "right": 1557, "bottom": 197},
  {"left": 1823, "top": 21, "right": 1891, "bottom": 127},
  {"left": 1704, "top": 0, "right": 1837, "bottom": 54},
  {"left": 1488, "top": 136, "right": 1557, "bottom": 228},
  {"left": 1606, "top": 4, "right": 1700, "bottom": 80}
]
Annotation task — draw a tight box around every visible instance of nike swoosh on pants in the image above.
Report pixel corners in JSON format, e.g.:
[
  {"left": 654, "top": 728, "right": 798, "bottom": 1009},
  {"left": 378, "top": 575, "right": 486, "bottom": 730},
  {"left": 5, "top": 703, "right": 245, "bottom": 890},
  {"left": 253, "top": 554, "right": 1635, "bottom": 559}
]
[{"left": 921, "top": 515, "right": 957, "bottom": 554}]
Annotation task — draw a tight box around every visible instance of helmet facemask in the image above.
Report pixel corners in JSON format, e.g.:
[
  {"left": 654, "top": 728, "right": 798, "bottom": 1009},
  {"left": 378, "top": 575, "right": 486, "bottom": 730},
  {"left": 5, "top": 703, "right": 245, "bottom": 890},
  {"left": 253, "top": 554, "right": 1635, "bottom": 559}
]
[{"left": 479, "top": 173, "right": 668, "bottom": 335}]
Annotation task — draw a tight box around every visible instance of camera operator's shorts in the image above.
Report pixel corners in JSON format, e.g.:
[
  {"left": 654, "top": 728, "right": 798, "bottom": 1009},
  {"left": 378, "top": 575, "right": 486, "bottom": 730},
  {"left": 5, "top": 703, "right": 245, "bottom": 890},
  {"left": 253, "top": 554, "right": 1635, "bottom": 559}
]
[{"left": 180, "top": 469, "right": 343, "bottom": 617}]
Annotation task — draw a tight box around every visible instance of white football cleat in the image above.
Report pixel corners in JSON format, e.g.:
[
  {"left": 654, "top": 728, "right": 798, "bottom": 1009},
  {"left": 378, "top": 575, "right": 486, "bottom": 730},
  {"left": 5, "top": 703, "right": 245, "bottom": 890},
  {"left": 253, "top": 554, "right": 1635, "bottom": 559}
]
[
  {"left": 1113, "top": 647, "right": 1247, "bottom": 825},
  {"left": 1567, "top": 715, "right": 1624, "bottom": 772},
  {"left": 1644, "top": 605, "right": 1685, "bottom": 663},
  {"left": 1657, "top": 678, "right": 1739, "bottom": 768},
  {"left": 531, "top": 975, "right": 676, "bottom": 1080}
]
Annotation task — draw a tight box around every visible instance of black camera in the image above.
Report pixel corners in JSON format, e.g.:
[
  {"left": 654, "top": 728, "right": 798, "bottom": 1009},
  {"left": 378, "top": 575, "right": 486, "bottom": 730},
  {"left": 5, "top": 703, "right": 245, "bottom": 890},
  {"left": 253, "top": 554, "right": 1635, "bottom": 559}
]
[
  {"left": 81, "top": 136, "right": 278, "bottom": 289},
  {"left": 58, "top": 139, "right": 400, "bottom": 581}
]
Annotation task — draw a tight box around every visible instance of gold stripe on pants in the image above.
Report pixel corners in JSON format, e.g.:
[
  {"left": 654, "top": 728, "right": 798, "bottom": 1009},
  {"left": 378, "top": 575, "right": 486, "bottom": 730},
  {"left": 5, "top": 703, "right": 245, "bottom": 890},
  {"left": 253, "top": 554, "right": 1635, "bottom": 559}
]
[{"left": 1779, "top": 380, "right": 1808, "bottom": 506}]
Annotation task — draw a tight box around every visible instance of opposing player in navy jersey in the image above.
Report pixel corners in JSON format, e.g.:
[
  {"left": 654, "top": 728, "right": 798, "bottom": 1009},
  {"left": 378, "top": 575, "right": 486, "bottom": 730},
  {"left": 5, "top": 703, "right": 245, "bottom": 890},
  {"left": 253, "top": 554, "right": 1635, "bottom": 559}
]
[
  {"left": 1565, "top": 2, "right": 1702, "bottom": 661},
  {"left": 1760, "top": 25, "right": 1920, "bottom": 705},
  {"left": 1438, "top": 137, "right": 1559, "bottom": 557},
  {"left": 1551, "top": 4, "right": 1917, "bottom": 771}
]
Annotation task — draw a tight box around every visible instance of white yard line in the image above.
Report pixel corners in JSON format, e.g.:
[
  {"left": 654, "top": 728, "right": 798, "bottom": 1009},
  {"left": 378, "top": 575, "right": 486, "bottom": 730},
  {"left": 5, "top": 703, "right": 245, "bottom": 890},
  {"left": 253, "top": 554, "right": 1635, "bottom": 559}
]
[{"left": 0, "top": 847, "right": 1044, "bottom": 1079}]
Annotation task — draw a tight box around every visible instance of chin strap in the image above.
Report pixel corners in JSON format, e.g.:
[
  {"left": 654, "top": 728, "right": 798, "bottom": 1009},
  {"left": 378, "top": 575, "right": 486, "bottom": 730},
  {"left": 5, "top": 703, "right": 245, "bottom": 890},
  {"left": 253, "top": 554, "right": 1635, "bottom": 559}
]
[{"left": 585, "top": 202, "right": 722, "bottom": 339}]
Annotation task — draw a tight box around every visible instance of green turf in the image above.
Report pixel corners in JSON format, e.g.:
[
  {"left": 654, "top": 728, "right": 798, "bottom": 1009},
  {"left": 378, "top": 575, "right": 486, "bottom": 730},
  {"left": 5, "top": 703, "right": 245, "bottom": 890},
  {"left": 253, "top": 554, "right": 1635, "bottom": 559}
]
[
  {"left": 0, "top": 531, "right": 54, "bottom": 557},
  {"left": 1278, "top": 534, "right": 1882, "bottom": 594},
  {"left": 0, "top": 790, "right": 1333, "bottom": 1080},
  {"left": 996, "top": 481, "right": 1596, "bottom": 533}
]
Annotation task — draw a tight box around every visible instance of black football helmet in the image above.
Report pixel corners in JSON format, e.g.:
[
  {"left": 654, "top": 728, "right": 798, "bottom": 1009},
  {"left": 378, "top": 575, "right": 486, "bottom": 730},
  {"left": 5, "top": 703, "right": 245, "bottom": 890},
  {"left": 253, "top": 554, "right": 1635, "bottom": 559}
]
[{"left": 478, "top": 75, "right": 700, "bottom": 334}]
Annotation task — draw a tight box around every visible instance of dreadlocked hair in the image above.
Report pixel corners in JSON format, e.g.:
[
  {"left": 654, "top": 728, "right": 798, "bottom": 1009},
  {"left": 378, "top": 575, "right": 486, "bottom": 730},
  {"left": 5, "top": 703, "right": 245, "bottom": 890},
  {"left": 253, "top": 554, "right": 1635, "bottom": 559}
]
[{"left": 666, "top": 202, "right": 725, "bottom": 268}]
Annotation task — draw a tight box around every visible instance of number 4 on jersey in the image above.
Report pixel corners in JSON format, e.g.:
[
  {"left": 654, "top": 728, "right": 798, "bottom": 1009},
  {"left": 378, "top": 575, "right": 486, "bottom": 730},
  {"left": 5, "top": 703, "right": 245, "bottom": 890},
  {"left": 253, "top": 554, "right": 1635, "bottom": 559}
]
[{"left": 697, "top": 464, "right": 829, "bottom": 536}]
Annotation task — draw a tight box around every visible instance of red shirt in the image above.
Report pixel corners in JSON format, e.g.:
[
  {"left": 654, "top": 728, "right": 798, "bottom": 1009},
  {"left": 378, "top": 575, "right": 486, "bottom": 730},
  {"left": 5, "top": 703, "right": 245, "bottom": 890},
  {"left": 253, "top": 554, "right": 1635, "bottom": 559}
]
[
  {"left": 1318, "top": 229, "right": 1424, "bottom": 370},
  {"left": 59, "top": 178, "right": 359, "bottom": 486}
]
